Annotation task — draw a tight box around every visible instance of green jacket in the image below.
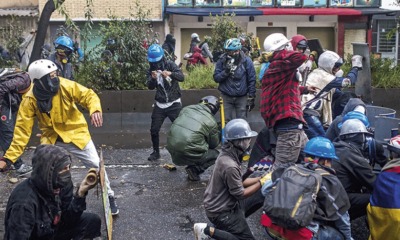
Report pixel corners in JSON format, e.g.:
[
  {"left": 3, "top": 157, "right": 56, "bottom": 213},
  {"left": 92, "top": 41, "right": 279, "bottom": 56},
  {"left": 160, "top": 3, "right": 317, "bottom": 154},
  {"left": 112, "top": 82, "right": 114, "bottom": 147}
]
[{"left": 166, "top": 104, "right": 220, "bottom": 165}]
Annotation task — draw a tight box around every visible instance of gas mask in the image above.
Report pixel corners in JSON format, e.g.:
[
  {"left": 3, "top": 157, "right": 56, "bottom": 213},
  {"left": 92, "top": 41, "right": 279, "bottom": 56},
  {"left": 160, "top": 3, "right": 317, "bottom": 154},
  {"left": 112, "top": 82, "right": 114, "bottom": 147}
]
[
  {"left": 232, "top": 138, "right": 252, "bottom": 161},
  {"left": 39, "top": 74, "right": 60, "bottom": 94}
]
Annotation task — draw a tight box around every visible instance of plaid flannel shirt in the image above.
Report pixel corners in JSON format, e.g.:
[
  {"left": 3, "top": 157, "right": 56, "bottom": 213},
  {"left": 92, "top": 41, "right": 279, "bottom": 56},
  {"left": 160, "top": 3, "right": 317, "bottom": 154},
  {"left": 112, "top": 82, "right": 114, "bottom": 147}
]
[{"left": 260, "top": 50, "right": 308, "bottom": 128}]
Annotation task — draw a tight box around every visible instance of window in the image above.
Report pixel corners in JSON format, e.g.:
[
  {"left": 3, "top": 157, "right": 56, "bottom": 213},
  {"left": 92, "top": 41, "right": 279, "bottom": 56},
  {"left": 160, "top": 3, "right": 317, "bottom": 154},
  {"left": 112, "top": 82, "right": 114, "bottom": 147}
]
[{"left": 378, "top": 20, "right": 397, "bottom": 53}]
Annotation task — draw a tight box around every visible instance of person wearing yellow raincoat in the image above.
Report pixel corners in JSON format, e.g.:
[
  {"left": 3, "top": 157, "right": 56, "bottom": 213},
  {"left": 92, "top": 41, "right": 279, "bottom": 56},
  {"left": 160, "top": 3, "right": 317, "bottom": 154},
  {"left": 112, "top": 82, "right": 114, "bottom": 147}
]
[{"left": 0, "top": 59, "right": 119, "bottom": 215}]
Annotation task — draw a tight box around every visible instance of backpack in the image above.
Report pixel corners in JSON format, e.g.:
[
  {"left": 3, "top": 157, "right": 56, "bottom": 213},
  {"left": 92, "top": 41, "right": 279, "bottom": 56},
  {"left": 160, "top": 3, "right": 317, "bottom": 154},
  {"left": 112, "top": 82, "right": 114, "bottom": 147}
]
[{"left": 263, "top": 163, "right": 327, "bottom": 230}]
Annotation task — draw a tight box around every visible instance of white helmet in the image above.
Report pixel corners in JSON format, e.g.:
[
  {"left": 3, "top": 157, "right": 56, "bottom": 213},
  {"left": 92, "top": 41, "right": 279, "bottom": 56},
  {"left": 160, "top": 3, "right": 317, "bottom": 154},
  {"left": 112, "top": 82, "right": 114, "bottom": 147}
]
[
  {"left": 191, "top": 33, "right": 200, "bottom": 41},
  {"left": 28, "top": 59, "right": 58, "bottom": 81},
  {"left": 263, "top": 33, "right": 292, "bottom": 52}
]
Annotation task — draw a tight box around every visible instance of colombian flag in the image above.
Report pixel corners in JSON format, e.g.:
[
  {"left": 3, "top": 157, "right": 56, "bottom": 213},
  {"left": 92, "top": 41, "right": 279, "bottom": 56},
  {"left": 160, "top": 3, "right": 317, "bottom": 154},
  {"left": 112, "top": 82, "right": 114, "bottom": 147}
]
[{"left": 367, "top": 166, "right": 400, "bottom": 240}]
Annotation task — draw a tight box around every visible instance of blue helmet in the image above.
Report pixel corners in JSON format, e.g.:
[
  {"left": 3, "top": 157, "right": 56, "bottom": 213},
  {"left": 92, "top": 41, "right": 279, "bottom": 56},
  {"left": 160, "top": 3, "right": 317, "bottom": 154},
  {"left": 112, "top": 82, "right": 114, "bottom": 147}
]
[
  {"left": 338, "top": 111, "right": 370, "bottom": 129},
  {"left": 303, "top": 137, "right": 339, "bottom": 160},
  {"left": 147, "top": 44, "right": 164, "bottom": 62},
  {"left": 55, "top": 36, "right": 74, "bottom": 51},
  {"left": 224, "top": 38, "right": 242, "bottom": 50}
]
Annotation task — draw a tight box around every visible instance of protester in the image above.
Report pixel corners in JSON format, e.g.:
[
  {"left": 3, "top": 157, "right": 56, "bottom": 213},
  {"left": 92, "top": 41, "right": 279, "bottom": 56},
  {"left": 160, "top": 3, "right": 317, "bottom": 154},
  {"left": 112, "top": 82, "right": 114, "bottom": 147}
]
[
  {"left": 146, "top": 44, "right": 184, "bottom": 161},
  {"left": 41, "top": 43, "right": 51, "bottom": 59},
  {"left": 186, "top": 46, "right": 208, "bottom": 71},
  {"left": 260, "top": 33, "right": 318, "bottom": 172},
  {"left": 261, "top": 137, "right": 352, "bottom": 240},
  {"left": 189, "top": 33, "right": 201, "bottom": 53},
  {"left": 0, "top": 59, "right": 119, "bottom": 215},
  {"left": 194, "top": 119, "right": 269, "bottom": 240},
  {"left": 290, "top": 34, "right": 317, "bottom": 83},
  {"left": 0, "top": 69, "right": 32, "bottom": 175},
  {"left": 162, "top": 34, "right": 176, "bottom": 62},
  {"left": 332, "top": 119, "right": 377, "bottom": 220},
  {"left": 0, "top": 45, "right": 10, "bottom": 63},
  {"left": 16, "top": 29, "right": 36, "bottom": 70},
  {"left": 4, "top": 145, "right": 101, "bottom": 240},
  {"left": 213, "top": 38, "right": 256, "bottom": 122},
  {"left": 301, "top": 51, "right": 362, "bottom": 139},
  {"left": 367, "top": 135, "right": 400, "bottom": 239},
  {"left": 47, "top": 36, "right": 75, "bottom": 80},
  {"left": 166, "top": 96, "right": 220, "bottom": 181},
  {"left": 199, "top": 36, "right": 214, "bottom": 63},
  {"left": 73, "top": 41, "right": 84, "bottom": 62}
]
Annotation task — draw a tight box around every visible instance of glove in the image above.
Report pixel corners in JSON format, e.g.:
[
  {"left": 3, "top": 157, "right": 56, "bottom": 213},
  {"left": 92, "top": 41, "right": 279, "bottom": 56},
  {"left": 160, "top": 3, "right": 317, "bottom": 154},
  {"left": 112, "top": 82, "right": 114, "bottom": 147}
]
[
  {"left": 247, "top": 97, "right": 255, "bottom": 112},
  {"left": 0, "top": 157, "right": 13, "bottom": 172},
  {"left": 304, "top": 60, "right": 313, "bottom": 70},
  {"left": 259, "top": 172, "right": 272, "bottom": 186},
  {"left": 225, "top": 62, "right": 233, "bottom": 75},
  {"left": 351, "top": 55, "right": 363, "bottom": 70},
  {"left": 310, "top": 51, "right": 318, "bottom": 60},
  {"left": 259, "top": 51, "right": 273, "bottom": 63},
  {"left": 77, "top": 169, "right": 99, "bottom": 197}
]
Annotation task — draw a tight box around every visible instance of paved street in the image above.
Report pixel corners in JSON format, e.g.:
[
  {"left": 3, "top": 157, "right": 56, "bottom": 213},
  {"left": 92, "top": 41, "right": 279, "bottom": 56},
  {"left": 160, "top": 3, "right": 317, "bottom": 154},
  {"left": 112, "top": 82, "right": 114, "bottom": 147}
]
[{"left": 0, "top": 147, "right": 369, "bottom": 240}]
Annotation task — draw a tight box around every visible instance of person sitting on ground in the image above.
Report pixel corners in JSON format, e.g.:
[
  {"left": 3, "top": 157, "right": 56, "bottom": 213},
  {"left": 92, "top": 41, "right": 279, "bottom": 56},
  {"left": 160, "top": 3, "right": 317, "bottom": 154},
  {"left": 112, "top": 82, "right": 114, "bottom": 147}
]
[
  {"left": 332, "top": 119, "right": 377, "bottom": 220},
  {"left": 166, "top": 96, "right": 220, "bottom": 181},
  {"left": 261, "top": 137, "right": 352, "bottom": 240},
  {"left": 47, "top": 36, "right": 75, "bottom": 81},
  {"left": 4, "top": 144, "right": 101, "bottom": 240},
  {"left": 0, "top": 68, "right": 33, "bottom": 176},
  {"left": 194, "top": 119, "right": 270, "bottom": 240},
  {"left": 186, "top": 46, "right": 208, "bottom": 71},
  {"left": 367, "top": 135, "right": 400, "bottom": 239},
  {"left": 146, "top": 44, "right": 184, "bottom": 161},
  {"left": 301, "top": 51, "right": 362, "bottom": 139}
]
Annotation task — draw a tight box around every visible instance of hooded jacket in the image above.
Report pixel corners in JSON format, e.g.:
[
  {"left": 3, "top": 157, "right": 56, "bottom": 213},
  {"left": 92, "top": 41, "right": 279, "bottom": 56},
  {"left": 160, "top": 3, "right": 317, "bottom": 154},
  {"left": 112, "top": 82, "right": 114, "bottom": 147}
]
[
  {"left": 146, "top": 57, "right": 184, "bottom": 103},
  {"left": 4, "top": 145, "right": 86, "bottom": 240},
  {"left": 162, "top": 34, "right": 176, "bottom": 61},
  {"left": 332, "top": 140, "right": 376, "bottom": 193},
  {"left": 166, "top": 104, "right": 220, "bottom": 165},
  {"left": 325, "top": 98, "right": 366, "bottom": 141},
  {"left": 48, "top": 53, "right": 74, "bottom": 81},
  {"left": 4, "top": 77, "right": 102, "bottom": 163},
  {"left": 213, "top": 51, "right": 256, "bottom": 98},
  {"left": 188, "top": 47, "right": 208, "bottom": 66},
  {"left": 0, "top": 72, "right": 31, "bottom": 112}
]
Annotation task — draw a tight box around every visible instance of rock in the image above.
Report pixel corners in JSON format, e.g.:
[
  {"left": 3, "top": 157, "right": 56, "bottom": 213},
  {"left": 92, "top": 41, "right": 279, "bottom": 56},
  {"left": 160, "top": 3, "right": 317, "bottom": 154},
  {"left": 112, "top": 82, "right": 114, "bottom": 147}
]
[
  {"left": 120, "top": 180, "right": 125, "bottom": 184},
  {"left": 9, "top": 178, "right": 18, "bottom": 184}
]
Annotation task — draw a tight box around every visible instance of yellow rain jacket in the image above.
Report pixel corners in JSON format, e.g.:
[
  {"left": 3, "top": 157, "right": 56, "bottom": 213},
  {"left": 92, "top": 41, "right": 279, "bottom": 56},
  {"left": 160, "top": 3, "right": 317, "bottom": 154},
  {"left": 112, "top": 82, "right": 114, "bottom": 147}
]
[{"left": 5, "top": 77, "right": 102, "bottom": 163}]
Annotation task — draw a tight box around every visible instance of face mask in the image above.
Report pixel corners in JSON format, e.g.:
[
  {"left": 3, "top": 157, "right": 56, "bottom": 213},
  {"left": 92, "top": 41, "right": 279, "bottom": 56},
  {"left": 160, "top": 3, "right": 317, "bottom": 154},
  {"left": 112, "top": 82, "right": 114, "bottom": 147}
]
[
  {"left": 56, "top": 171, "right": 71, "bottom": 189},
  {"left": 346, "top": 133, "right": 367, "bottom": 151},
  {"left": 335, "top": 69, "right": 344, "bottom": 77}
]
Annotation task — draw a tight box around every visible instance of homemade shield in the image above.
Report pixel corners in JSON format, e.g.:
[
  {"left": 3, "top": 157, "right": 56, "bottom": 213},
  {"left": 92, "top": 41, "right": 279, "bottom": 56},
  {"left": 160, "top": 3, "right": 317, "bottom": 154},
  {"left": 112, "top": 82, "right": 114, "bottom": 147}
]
[{"left": 352, "top": 42, "right": 372, "bottom": 104}]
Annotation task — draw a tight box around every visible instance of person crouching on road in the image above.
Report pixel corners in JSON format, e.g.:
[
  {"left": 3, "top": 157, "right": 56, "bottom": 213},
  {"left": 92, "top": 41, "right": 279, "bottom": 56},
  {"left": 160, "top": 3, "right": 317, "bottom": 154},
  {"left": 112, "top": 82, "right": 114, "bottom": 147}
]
[
  {"left": 146, "top": 44, "right": 185, "bottom": 161},
  {"left": 261, "top": 137, "right": 352, "bottom": 240},
  {"left": 166, "top": 96, "right": 220, "bottom": 181},
  {"left": 0, "top": 59, "right": 119, "bottom": 215},
  {"left": 193, "top": 119, "right": 270, "bottom": 240},
  {"left": 213, "top": 38, "right": 257, "bottom": 122},
  {"left": 4, "top": 145, "right": 101, "bottom": 240}
]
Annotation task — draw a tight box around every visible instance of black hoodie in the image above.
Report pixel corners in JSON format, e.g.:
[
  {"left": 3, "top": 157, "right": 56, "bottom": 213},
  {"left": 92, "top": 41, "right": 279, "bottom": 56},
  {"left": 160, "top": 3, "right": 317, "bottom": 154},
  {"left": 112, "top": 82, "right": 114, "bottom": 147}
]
[{"left": 4, "top": 145, "right": 86, "bottom": 240}]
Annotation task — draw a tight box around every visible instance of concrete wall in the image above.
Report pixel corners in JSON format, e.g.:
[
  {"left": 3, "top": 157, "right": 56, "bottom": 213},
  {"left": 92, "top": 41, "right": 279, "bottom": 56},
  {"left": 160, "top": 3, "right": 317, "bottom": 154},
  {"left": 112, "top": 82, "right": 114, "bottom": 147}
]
[{"left": 26, "top": 88, "right": 400, "bottom": 149}]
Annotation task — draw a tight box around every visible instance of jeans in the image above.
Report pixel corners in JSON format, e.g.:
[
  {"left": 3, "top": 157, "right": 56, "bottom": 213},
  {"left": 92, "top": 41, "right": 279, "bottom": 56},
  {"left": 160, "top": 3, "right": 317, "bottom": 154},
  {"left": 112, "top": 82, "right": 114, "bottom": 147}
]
[
  {"left": 150, "top": 102, "right": 181, "bottom": 151},
  {"left": 272, "top": 129, "right": 308, "bottom": 172},
  {"left": 55, "top": 212, "right": 101, "bottom": 240},
  {"left": 55, "top": 140, "right": 114, "bottom": 197},
  {"left": 207, "top": 190, "right": 264, "bottom": 240},
  {"left": 0, "top": 104, "right": 23, "bottom": 168},
  {"left": 221, "top": 93, "right": 247, "bottom": 122},
  {"left": 304, "top": 115, "right": 325, "bottom": 140}
]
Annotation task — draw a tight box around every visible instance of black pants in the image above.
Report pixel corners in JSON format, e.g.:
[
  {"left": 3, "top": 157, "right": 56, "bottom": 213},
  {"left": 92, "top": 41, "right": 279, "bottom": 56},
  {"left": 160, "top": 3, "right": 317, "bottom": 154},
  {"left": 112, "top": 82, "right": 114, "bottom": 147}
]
[
  {"left": 55, "top": 212, "right": 101, "bottom": 240},
  {"left": 207, "top": 189, "right": 264, "bottom": 240},
  {"left": 348, "top": 193, "right": 370, "bottom": 220},
  {"left": 150, "top": 102, "right": 181, "bottom": 151},
  {"left": 0, "top": 105, "right": 23, "bottom": 168}
]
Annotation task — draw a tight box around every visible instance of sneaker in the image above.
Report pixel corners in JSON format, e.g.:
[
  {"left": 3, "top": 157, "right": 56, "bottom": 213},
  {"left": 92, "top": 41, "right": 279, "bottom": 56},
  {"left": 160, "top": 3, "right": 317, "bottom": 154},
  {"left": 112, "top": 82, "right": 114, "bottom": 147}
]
[
  {"left": 185, "top": 166, "right": 200, "bottom": 181},
  {"left": 148, "top": 150, "right": 161, "bottom": 161},
  {"left": 193, "top": 223, "right": 210, "bottom": 240},
  {"left": 15, "top": 164, "right": 32, "bottom": 176},
  {"left": 109, "top": 196, "right": 119, "bottom": 215}
]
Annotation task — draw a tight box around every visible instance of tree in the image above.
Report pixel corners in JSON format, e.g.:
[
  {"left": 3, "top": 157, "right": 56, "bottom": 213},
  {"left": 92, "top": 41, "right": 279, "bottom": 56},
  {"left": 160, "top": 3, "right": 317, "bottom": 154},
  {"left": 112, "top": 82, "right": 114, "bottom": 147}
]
[{"left": 29, "top": 0, "right": 66, "bottom": 65}]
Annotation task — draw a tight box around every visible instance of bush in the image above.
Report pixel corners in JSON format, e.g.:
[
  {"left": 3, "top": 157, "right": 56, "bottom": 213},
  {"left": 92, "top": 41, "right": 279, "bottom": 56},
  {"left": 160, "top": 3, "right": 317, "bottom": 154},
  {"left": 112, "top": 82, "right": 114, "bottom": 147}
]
[
  {"left": 180, "top": 65, "right": 218, "bottom": 89},
  {"left": 209, "top": 13, "right": 243, "bottom": 54}
]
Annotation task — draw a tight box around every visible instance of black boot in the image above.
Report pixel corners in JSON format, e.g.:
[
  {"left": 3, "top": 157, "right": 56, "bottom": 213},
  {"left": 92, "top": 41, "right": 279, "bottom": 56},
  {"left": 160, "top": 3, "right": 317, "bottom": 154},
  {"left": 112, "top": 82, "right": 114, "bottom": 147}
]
[
  {"left": 148, "top": 150, "right": 161, "bottom": 161},
  {"left": 185, "top": 166, "right": 200, "bottom": 181}
]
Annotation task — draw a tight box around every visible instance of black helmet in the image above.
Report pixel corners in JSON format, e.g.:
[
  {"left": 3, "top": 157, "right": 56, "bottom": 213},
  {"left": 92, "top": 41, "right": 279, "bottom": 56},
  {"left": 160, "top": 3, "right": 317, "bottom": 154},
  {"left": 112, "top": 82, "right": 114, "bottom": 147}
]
[
  {"left": 225, "top": 119, "right": 258, "bottom": 140},
  {"left": 200, "top": 96, "right": 220, "bottom": 115}
]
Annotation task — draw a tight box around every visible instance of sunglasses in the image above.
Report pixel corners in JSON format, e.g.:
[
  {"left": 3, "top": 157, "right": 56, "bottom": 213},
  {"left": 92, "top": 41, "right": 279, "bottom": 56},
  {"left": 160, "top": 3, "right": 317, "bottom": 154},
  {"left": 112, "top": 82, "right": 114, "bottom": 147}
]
[
  {"left": 225, "top": 50, "right": 238, "bottom": 56},
  {"left": 56, "top": 48, "right": 72, "bottom": 56}
]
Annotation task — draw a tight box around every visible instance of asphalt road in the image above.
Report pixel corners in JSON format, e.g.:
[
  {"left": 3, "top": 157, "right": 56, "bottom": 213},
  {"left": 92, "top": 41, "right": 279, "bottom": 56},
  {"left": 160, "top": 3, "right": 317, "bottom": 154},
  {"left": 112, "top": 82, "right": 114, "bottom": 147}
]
[{"left": 0, "top": 147, "right": 369, "bottom": 240}]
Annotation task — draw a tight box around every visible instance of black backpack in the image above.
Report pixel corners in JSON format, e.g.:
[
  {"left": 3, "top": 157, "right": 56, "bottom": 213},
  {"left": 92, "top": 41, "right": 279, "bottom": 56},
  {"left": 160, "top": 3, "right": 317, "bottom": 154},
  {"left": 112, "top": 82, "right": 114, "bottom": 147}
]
[{"left": 263, "top": 163, "right": 327, "bottom": 229}]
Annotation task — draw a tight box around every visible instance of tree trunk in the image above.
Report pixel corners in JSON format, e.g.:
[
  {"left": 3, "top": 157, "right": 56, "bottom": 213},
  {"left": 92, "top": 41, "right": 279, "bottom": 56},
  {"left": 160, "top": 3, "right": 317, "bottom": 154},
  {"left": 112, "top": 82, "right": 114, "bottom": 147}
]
[{"left": 29, "top": 0, "right": 66, "bottom": 65}]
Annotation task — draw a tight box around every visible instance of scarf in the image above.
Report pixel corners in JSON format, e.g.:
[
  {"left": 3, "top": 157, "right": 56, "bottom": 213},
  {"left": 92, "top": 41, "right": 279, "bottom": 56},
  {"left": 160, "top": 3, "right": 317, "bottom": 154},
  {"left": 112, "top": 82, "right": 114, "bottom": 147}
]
[{"left": 33, "top": 75, "right": 60, "bottom": 113}]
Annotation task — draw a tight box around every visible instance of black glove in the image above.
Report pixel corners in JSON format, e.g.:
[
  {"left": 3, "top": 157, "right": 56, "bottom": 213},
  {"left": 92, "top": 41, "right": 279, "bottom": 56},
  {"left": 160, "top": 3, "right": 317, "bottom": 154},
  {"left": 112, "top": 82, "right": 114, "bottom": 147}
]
[
  {"left": 247, "top": 97, "right": 255, "bottom": 112},
  {"left": 225, "top": 63, "right": 232, "bottom": 75},
  {"left": 0, "top": 157, "right": 13, "bottom": 172}
]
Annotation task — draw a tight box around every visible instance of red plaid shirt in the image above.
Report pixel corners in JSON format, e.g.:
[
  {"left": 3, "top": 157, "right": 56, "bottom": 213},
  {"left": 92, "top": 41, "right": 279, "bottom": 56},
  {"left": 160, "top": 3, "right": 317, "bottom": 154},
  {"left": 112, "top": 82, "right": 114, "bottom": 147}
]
[{"left": 260, "top": 50, "right": 308, "bottom": 128}]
